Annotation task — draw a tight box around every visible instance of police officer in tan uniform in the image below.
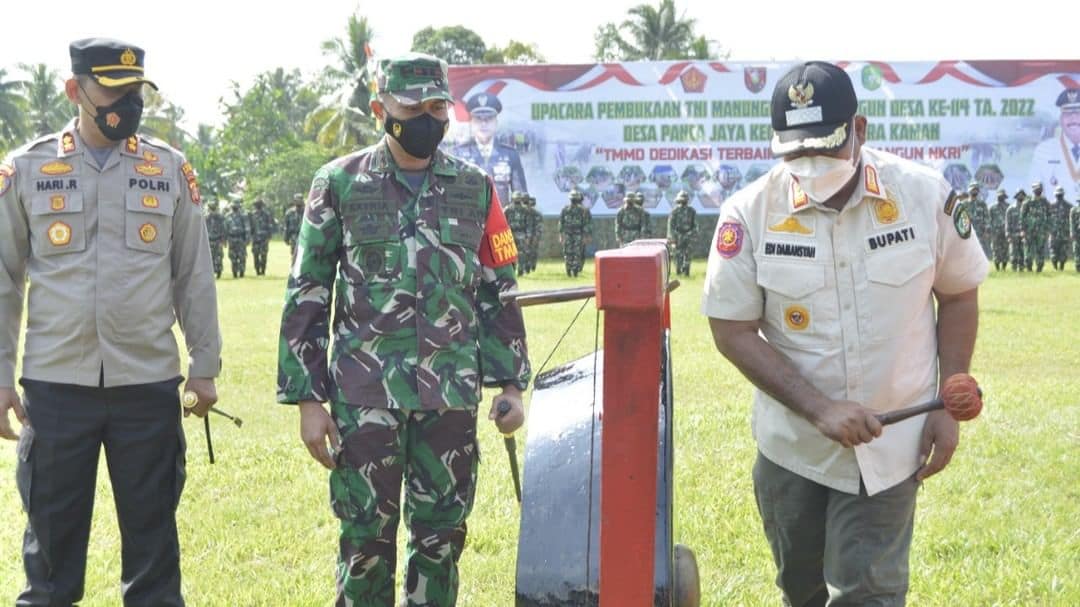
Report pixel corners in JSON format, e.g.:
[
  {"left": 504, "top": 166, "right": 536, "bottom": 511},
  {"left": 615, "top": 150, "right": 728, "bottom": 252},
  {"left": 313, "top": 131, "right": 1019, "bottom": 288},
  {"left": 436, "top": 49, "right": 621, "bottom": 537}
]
[{"left": 0, "top": 39, "right": 221, "bottom": 606}]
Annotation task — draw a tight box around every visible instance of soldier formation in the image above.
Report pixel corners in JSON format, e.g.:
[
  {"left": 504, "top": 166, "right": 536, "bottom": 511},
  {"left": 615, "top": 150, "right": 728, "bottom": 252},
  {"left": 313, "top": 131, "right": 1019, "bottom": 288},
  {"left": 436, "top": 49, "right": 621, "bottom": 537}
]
[
  {"left": 979, "top": 181, "right": 1076, "bottom": 273},
  {"left": 203, "top": 194, "right": 299, "bottom": 279}
]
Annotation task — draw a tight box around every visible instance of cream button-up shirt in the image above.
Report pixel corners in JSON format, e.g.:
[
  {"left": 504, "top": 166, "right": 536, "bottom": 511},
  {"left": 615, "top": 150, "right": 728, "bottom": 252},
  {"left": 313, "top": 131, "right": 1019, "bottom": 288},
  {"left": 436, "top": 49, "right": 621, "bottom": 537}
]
[
  {"left": 0, "top": 120, "right": 221, "bottom": 388},
  {"left": 702, "top": 147, "right": 989, "bottom": 495}
]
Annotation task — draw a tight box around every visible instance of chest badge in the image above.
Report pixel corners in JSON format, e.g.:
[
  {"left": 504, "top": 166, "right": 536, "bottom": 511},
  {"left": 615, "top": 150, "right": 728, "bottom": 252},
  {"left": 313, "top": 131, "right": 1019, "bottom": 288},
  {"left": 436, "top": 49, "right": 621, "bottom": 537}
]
[
  {"left": 139, "top": 223, "right": 158, "bottom": 243},
  {"left": 50, "top": 195, "right": 66, "bottom": 211},
  {"left": 48, "top": 221, "right": 72, "bottom": 246},
  {"left": 784, "top": 305, "right": 810, "bottom": 331}
]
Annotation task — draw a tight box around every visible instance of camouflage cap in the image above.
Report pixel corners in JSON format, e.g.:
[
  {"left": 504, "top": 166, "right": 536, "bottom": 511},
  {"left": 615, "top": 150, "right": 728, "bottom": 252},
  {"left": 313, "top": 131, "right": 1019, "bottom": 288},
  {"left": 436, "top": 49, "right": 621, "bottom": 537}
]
[
  {"left": 633, "top": 191, "right": 645, "bottom": 203},
  {"left": 1031, "top": 181, "right": 1043, "bottom": 191},
  {"left": 569, "top": 189, "right": 584, "bottom": 202},
  {"left": 1014, "top": 188, "right": 1027, "bottom": 199},
  {"left": 293, "top": 193, "right": 303, "bottom": 203},
  {"left": 996, "top": 188, "right": 1007, "bottom": 197},
  {"left": 511, "top": 190, "right": 525, "bottom": 203},
  {"left": 375, "top": 52, "right": 453, "bottom": 106},
  {"left": 1055, "top": 185, "right": 1066, "bottom": 195},
  {"left": 527, "top": 196, "right": 537, "bottom": 205},
  {"left": 967, "top": 181, "right": 980, "bottom": 192},
  {"left": 675, "top": 190, "right": 690, "bottom": 202}
]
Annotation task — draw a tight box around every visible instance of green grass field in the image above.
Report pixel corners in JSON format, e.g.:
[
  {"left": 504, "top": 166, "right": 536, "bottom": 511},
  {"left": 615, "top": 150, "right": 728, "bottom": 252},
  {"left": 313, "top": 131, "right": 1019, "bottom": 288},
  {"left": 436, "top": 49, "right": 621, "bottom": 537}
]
[{"left": 2, "top": 247, "right": 1078, "bottom": 606}]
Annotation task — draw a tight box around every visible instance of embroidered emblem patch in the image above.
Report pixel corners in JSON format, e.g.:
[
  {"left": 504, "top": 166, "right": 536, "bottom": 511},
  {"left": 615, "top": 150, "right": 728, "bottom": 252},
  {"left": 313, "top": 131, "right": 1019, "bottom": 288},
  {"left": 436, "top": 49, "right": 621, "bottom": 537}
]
[
  {"left": 48, "top": 221, "right": 72, "bottom": 246},
  {"left": 716, "top": 220, "right": 745, "bottom": 258},
  {"left": 784, "top": 305, "right": 810, "bottom": 331},
  {"left": 139, "top": 223, "right": 158, "bottom": 243}
]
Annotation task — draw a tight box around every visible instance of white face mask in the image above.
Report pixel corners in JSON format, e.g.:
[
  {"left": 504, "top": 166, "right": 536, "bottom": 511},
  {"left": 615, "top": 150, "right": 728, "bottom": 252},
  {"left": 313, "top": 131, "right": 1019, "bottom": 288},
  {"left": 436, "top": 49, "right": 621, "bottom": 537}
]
[{"left": 784, "top": 132, "right": 858, "bottom": 202}]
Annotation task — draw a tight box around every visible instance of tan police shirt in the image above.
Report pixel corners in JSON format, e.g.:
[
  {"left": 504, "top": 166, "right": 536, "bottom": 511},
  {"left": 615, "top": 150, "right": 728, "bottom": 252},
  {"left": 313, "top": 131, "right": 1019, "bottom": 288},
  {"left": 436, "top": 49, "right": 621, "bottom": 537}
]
[
  {"left": 702, "top": 147, "right": 989, "bottom": 496},
  {"left": 0, "top": 119, "right": 221, "bottom": 388}
]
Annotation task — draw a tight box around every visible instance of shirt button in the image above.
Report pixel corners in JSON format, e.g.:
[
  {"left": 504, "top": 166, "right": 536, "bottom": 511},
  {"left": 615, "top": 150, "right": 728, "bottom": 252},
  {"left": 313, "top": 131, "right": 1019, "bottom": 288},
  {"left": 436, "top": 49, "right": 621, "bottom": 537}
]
[
  {"left": 839, "top": 260, "right": 848, "bottom": 268},
  {"left": 844, "top": 303, "right": 852, "bottom": 311}
]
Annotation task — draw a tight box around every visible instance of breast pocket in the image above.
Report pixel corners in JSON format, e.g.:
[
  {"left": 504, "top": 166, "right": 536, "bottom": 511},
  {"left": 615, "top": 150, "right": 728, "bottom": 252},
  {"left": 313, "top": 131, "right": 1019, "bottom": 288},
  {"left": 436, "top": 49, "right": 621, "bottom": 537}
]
[
  {"left": 30, "top": 193, "right": 86, "bottom": 256},
  {"left": 756, "top": 260, "right": 833, "bottom": 347},
  {"left": 439, "top": 209, "right": 485, "bottom": 287},
  {"left": 125, "top": 191, "right": 174, "bottom": 255},
  {"left": 863, "top": 243, "right": 934, "bottom": 342},
  {"left": 341, "top": 204, "right": 402, "bottom": 285}
]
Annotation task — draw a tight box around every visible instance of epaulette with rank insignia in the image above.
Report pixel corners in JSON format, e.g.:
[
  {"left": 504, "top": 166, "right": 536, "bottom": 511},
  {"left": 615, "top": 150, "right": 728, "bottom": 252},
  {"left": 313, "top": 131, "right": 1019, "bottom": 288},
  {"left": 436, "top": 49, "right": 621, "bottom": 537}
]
[{"left": 943, "top": 190, "right": 959, "bottom": 216}]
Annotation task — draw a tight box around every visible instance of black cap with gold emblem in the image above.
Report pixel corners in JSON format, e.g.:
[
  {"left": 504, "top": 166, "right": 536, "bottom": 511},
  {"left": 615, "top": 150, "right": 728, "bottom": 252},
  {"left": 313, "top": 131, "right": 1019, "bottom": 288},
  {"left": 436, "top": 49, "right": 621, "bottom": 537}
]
[
  {"left": 70, "top": 38, "right": 158, "bottom": 90},
  {"left": 770, "top": 61, "right": 857, "bottom": 157}
]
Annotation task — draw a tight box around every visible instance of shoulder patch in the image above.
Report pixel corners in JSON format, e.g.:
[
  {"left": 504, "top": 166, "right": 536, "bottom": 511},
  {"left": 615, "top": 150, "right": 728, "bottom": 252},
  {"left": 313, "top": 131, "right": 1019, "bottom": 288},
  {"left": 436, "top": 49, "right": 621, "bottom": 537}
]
[
  {"left": 716, "top": 220, "right": 745, "bottom": 258},
  {"left": 943, "top": 190, "right": 958, "bottom": 216},
  {"left": 180, "top": 161, "right": 201, "bottom": 205},
  {"left": 0, "top": 163, "right": 14, "bottom": 196},
  {"left": 954, "top": 204, "right": 972, "bottom": 239}
]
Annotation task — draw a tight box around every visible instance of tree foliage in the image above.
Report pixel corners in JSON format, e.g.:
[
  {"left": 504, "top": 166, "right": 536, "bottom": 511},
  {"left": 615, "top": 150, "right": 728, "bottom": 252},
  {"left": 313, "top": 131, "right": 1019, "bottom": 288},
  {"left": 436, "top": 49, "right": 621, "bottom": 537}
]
[
  {"left": 594, "top": 0, "right": 716, "bottom": 61},
  {"left": 411, "top": 26, "right": 488, "bottom": 65}
]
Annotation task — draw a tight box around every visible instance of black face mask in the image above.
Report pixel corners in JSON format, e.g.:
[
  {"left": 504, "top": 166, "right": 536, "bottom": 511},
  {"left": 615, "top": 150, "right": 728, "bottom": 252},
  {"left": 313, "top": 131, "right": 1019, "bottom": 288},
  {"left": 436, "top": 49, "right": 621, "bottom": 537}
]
[
  {"left": 384, "top": 111, "right": 448, "bottom": 159},
  {"left": 81, "top": 85, "right": 144, "bottom": 141}
]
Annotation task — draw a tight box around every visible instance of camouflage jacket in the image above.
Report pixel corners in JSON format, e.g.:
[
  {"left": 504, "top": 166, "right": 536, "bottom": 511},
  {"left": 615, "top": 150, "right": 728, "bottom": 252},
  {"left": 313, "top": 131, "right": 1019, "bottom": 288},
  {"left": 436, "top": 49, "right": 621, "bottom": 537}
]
[
  {"left": 667, "top": 205, "right": 697, "bottom": 241},
  {"left": 1049, "top": 200, "right": 1072, "bottom": 240},
  {"left": 205, "top": 211, "right": 225, "bottom": 242},
  {"left": 1072, "top": 205, "right": 1080, "bottom": 240},
  {"left": 559, "top": 203, "right": 592, "bottom": 236},
  {"left": 225, "top": 210, "right": 249, "bottom": 241},
  {"left": 968, "top": 200, "right": 990, "bottom": 235},
  {"left": 1006, "top": 205, "right": 1023, "bottom": 237},
  {"left": 283, "top": 207, "right": 302, "bottom": 243},
  {"left": 250, "top": 208, "right": 275, "bottom": 241},
  {"left": 989, "top": 201, "right": 1009, "bottom": 237},
  {"left": 1020, "top": 196, "right": 1050, "bottom": 234},
  {"left": 525, "top": 206, "right": 544, "bottom": 242},
  {"left": 504, "top": 202, "right": 530, "bottom": 238},
  {"left": 277, "top": 142, "right": 531, "bottom": 411},
  {"left": 616, "top": 205, "right": 650, "bottom": 243}
]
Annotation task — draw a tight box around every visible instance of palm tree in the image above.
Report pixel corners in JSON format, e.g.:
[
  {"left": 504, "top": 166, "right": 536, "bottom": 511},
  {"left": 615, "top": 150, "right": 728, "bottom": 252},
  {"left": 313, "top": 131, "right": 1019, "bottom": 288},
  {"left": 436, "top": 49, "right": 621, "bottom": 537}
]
[
  {"left": 594, "top": 0, "right": 711, "bottom": 61},
  {"left": 306, "top": 13, "right": 379, "bottom": 150},
  {"left": 18, "top": 63, "right": 71, "bottom": 137},
  {"left": 141, "top": 87, "right": 190, "bottom": 147},
  {"left": 0, "top": 68, "right": 29, "bottom": 150}
]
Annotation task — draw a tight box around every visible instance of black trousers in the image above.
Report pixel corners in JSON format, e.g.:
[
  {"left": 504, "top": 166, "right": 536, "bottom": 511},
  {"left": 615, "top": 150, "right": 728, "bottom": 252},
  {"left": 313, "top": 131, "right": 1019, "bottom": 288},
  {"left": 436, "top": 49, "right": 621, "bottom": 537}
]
[{"left": 15, "top": 377, "right": 187, "bottom": 607}]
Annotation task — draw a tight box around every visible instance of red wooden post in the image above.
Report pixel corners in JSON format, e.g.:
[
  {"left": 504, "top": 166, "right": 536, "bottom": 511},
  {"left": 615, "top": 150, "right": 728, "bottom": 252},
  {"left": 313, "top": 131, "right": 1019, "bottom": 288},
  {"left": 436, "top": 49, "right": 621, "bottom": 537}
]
[{"left": 595, "top": 241, "right": 668, "bottom": 607}]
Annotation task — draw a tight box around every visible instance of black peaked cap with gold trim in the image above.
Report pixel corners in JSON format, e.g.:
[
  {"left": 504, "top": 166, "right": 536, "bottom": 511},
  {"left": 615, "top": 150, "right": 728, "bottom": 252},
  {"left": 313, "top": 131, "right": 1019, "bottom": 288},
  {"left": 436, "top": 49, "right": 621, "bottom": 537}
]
[{"left": 70, "top": 38, "right": 158, "bottom": 90}]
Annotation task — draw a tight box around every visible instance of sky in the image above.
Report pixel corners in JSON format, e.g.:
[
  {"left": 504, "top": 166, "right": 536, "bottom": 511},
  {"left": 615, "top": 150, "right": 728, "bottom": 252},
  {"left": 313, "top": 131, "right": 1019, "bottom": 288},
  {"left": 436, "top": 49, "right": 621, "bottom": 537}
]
[{"left": 3, "top": 0, "right": 1078, "bottom": 130}]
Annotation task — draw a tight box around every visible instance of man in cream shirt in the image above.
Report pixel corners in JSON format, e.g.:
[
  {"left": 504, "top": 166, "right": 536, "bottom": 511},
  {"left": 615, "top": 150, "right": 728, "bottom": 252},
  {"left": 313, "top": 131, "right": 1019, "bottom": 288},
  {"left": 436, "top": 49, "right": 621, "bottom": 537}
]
[{"left": 703, "top": 61, "right": 988, "bottom": 606}]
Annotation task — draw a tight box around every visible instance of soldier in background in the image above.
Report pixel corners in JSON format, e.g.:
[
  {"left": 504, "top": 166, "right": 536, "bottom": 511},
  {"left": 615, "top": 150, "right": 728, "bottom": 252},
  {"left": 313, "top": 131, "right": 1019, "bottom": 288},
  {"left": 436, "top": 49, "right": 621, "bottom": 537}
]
[
  {"left": 206, "top": 200, "right": 226, "bottom": 279},
  {"left": 225, "top": 199, "right": 250, "bottom": 278},
  {"left": 1007, "top": 190, "right": 1026, "bottom": 271},
  {"left": 283, "top": 193, "right": 303, "bottom": 260},
  {"left": 966, "top": 182, "right": 991, "bottom": 260},
  {"left": 1071, "top": 194, "right": 1080, "bottom": 272},
  {"left": 525, "top": 195, "right": 544, "bottom": 274},
  {"left": 249, "top": 199, "right": 275, "bottom": 276},
  {"left": 559, "top": 189, "right": 592, "bottom": 277},
  {"left": 1048, "top": 186, "right": 1073, "bottom": 271},
  {"left": 1021, "top": 182, "right": 1051, "bottom": 272},
  {"left": 667, "top": 190, "right": 698, "bottom": 276},
  {"left": 615, "top": 191, "right": 649, "bottom": 247},
  {"left": 504, "top": 191, "right": 530, "bottom": 276},
  {"left": 988, "top": 189, "right": 1010, "bottom": 271}
]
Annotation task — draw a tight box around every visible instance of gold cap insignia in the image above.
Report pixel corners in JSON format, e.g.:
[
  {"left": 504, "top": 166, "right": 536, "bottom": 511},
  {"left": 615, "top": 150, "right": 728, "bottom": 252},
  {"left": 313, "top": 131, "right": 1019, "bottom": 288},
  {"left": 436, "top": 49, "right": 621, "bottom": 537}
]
[
  {"left": 120, "top": 49, "right": 137, "bottom": 66},
  {"left": 788, "top": 82, "right": 815, "bottom": 109}
]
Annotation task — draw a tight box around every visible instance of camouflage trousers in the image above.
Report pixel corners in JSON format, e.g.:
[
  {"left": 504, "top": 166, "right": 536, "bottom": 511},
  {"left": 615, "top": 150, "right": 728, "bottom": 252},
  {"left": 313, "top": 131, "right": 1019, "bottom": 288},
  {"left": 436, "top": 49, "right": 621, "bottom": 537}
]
[
  {"left": 976, "top": 229, "right": 992, "bottom": 260},
  {"left": 1075, "top": 240, "right": 1080, "bottom": 270},
  {"left": 209, "top": 240, "right": 224, "bottom": 277},
  {"left": 252, "top": 239, "right": 269, "bottom": 275},
  {"left": 227, "top": 239, "right": 247, "bottom": 277},
  {"left": 1050, "top": 238, "right": 1069, "bottom": 265},
  {"left": 513, "top": 235, "right": 528, "bottom": 275},
  {"left": 1009, "top": 237, "right": 1025, "bottom": 269},
  {"left": 561, "top": 235, "right": 586, "bottom": 275},
  {"left": 526, "top": 239, "right": 541, "bottom": 272},
  {"left": 330, "top": 405, "right": 479, "bottom": 607},
  {"left": 1024, "top": 233, "right": 1048, "bottom": 268},
  {"left": 671, "top": 240, "right": 693, "bottom": 275},
  {"left": 991, "top": 235, "right": 1009, "bottom": 266}
]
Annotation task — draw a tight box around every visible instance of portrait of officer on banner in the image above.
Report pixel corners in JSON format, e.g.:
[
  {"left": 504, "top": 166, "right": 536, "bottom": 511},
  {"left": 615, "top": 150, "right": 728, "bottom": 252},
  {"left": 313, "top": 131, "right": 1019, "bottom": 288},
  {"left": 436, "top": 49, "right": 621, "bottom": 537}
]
[
  {"left": 453, "top": 91, "right": 527, "bottom": 206},
  {"left": 1028, "top": 88, "right": 1080, "bottom": 197}
]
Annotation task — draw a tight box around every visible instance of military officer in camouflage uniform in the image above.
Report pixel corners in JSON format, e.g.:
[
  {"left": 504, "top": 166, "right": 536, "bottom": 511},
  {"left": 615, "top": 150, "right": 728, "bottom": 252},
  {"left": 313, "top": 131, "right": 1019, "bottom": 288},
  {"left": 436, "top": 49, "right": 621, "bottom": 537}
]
[
  {"left": 283, "top": 193, "right": 303, "bottom": 259},
  {"left": 277, "top": 53, "right": 530, "bottom": 607},
  {"left": 966, "top": 182, "right": 991, "bottom": 259},
  {"left": 249, "top": 198, "right": 275, "bottom": 275},
  {"left": 1049, "top": 186, "right": 1073, "bottom": 271},
  {"left": 1007, "top": 189, "right": 1026, "bottom": 271},
  {"left": 989, "top": 188, "right": 1010, "bottom": 271},
  {"left": 525, "top": 195, "right": 543, "bottom": 274},
  {"left": 1021, "top": 182, "right": 1051, "bottom": 272},
  {"left": 667, "top": 190, "right": 698, "bottom": 276},
  {"left": 504, "top": 190, "right": 530, "bottom": 276},
  {"left": 225, "top": 199, "right": 249, "bottom": 278},
  {"left": 205, "top": 200, "right": 226, "bottom": 278},
  {"left": 1071, "top": 195, "right": 1080, "bottom": 272},
  {"left": 615, "top": 191, "right": 650, "bottom": 247},
  {"left": 559, "top": 189, "right": 592, "bottom": 276},
  {"left": 0, "top": 38, "right": 221, "bottom": 606}
]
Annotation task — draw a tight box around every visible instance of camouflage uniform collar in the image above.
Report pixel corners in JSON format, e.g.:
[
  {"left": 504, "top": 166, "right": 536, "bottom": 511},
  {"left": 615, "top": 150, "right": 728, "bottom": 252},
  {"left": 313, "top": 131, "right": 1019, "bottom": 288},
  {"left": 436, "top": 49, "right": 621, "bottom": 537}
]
[{"left": 372, "top": 139, "right": 458, "bottom": 178}]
